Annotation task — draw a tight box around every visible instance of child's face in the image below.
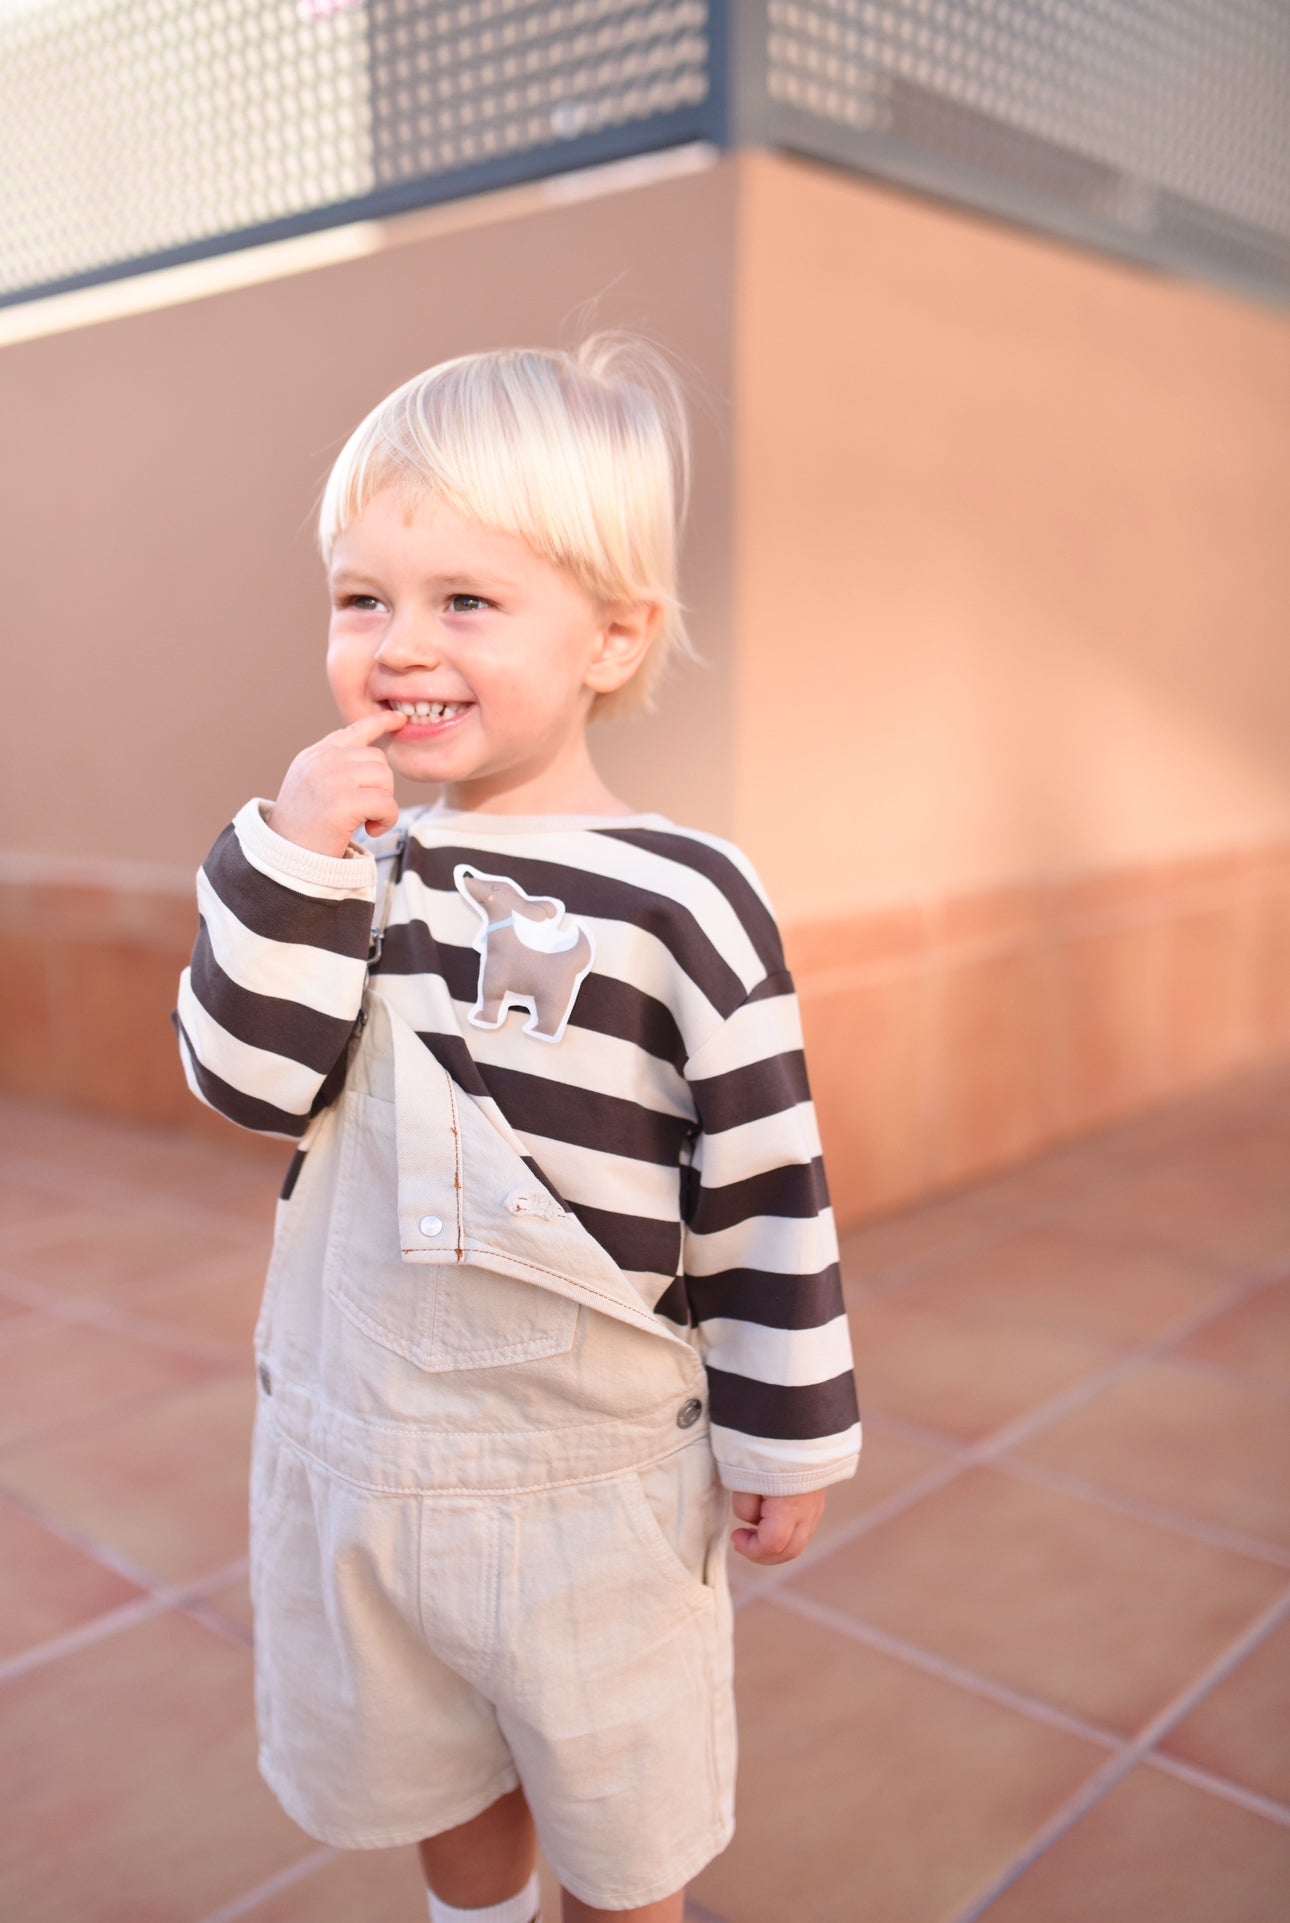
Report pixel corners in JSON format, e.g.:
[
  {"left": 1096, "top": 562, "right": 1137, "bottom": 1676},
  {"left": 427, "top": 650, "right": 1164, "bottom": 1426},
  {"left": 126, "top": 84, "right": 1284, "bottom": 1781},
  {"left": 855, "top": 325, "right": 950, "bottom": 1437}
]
[{"left": 326, "top": 487, "right": 647, "bottom": 811}]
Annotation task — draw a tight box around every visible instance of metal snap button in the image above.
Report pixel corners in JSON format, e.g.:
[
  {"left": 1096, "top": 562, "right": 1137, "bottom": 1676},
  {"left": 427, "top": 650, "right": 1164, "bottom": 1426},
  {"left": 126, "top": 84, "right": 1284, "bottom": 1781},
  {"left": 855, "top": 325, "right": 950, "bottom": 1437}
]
[
  {"left": 418, "top": 1214, "right": 443, "bottom": 1237},
  {"left": 257, "top": 1361, "right": 272, "bottom": 1395},
  {"left": 677, "top": 1398, "right": 703, "bottom": 1429}
]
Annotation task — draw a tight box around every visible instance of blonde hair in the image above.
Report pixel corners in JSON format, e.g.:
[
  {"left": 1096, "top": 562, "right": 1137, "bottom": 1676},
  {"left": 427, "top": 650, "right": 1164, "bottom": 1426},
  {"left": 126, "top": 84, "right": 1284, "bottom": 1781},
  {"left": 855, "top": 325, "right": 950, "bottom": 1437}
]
[{"left": 316, "top": 331, "right": 697, "bottom": 721}]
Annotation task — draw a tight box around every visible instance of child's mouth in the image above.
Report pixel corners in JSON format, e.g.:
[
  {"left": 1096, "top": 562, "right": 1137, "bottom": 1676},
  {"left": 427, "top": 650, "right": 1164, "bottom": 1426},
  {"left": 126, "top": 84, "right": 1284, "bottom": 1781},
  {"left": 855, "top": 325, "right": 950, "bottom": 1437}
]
[{"left": 381, "top": 698, "right": 473, "bottom": 739}]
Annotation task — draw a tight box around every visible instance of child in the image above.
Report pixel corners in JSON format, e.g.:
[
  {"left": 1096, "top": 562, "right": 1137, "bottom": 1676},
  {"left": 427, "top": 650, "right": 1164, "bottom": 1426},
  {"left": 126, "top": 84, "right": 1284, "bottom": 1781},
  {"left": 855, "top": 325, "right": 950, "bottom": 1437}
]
[{"left": 173, "top": 333, "right": 860, "bottom": 1923}]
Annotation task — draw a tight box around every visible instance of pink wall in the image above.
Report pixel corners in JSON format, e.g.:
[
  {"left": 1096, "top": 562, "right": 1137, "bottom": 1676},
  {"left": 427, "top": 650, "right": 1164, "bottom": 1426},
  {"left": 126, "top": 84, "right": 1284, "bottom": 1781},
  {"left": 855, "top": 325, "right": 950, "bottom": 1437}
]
[
  {"left": 4, "top": 150, "right": 1290, "bottom": 1217},
  {"left": 732, "top": 154, "right": 1290, "bottom": 923},
  {"left": 0, "top": 162, "right": 738, "bottom": 874}
]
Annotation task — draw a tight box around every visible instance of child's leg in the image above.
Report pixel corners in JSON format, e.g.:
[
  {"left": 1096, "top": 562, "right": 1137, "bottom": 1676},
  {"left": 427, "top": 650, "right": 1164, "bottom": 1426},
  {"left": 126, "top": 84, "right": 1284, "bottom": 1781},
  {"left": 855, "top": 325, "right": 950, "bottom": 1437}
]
[
  {"left": 417, "top": 1785, "right": 538, "bottom": 1908},
  {"left": 560, "top": 1888, "right": 685, "bottom": 1922}
]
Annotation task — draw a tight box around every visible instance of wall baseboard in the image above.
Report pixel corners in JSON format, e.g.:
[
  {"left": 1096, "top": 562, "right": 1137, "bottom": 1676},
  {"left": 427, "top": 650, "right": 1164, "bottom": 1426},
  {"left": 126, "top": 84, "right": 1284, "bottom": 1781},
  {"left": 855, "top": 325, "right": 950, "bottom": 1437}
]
[
  {"left": 3, "top": 841, "right": 1289, "bottom": 1228},
  {"left": 789, "top": 843, "right": 1290, "bottom": 1224}
]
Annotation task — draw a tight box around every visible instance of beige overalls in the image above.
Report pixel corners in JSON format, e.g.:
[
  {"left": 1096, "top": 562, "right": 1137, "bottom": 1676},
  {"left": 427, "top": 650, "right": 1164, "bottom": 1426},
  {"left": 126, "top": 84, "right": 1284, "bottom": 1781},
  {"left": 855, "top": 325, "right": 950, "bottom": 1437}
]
[{"left": 248, "top": 977, "right": 737, "bottom": 1911}]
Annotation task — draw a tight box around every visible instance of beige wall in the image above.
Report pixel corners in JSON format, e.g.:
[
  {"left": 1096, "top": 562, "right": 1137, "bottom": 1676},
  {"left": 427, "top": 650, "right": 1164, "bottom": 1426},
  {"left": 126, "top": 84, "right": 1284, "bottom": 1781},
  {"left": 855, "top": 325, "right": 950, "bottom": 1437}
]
[
  {"left": 0, "top": 161, "right": 739, "bottom": 874},
  {"left": 732, "top": 153, "right": 1290, "bottom": 923}
]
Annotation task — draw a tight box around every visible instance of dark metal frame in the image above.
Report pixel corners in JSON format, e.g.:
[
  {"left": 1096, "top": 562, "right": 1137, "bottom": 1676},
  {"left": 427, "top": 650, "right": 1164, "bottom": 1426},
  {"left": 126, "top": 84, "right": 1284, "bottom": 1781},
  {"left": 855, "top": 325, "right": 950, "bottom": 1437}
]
[
  {"left": 0, "top": 0, "right": 733, "bottom": 312},
  {"left": 3, "top": 0, "right": 1288, "bottom": 315}
]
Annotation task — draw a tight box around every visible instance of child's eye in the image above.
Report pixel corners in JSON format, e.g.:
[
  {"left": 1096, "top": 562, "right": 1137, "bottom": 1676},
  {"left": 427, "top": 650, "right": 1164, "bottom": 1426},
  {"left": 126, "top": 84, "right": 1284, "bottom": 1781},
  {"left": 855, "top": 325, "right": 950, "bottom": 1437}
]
[
  {"left": 338, "top": 593, "right": 381, "bottom": 611},
  {"left": 449, "top": 593, "right": 490, "bottom": 613}
]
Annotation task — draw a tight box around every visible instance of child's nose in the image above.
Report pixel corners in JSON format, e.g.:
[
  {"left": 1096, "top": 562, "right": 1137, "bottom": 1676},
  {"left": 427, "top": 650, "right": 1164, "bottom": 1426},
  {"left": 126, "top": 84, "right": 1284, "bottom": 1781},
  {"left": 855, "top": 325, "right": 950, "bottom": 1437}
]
[{"left": 373, "top": 613, "right": 442, "bottom": 668}]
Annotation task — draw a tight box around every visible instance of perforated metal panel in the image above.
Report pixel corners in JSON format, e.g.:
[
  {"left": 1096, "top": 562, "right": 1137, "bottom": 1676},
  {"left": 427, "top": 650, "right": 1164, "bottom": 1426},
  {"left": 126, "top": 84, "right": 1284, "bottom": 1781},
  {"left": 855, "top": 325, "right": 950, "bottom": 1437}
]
[
  {"left": 0, "top": 0, "right": 374, "bottom": 299},
  {"left": 366, "top": 0, "right": 710, "bottom": 187},
  {"left": 0, "top": 0, "right": 716, "bottom": 305},
  {"left": 3, "top": 0, "right": 1289, "bottom": 310},
  {"left": 758, "top": 0, "right": 1290, "bottom": 307}
]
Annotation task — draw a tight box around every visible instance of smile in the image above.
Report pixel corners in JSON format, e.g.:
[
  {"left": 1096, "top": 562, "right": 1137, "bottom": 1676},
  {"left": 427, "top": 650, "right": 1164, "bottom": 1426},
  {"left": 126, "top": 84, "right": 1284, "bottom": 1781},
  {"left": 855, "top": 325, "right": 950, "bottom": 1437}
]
[{"left": 382, "top": 698, "right": 472, "bottom": 721}]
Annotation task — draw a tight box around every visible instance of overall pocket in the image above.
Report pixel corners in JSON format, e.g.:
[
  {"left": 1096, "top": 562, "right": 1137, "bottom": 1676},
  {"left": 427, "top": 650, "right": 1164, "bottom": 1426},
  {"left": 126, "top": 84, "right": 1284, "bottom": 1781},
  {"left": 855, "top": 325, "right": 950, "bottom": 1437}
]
[
  {"left": 321, "top": 1087, "right": 579, "bottom": 1372},
  {"left": 617, "top": 1435, "right": 727, "bottom": 1610}
]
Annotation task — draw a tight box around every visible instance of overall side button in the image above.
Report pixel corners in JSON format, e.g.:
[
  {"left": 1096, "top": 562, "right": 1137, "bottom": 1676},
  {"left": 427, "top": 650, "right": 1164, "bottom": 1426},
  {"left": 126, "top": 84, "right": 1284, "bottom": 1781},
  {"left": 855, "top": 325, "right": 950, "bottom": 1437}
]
[{"left": 677, "top": 1398, "right": 703, "bottom": 1429}]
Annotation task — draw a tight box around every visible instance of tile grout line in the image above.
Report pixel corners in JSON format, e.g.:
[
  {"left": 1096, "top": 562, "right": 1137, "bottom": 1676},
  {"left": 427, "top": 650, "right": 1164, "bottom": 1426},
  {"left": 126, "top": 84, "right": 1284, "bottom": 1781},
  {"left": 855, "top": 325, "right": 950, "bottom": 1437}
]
[
  {"left": 940, "top": 1582, "right": 1290, "bottom": 1923},
  {"left": 766, "top": 1588, "right": 1124, "bottom": 1754},
  {"left": 0, "top": 1361, "right": 246, "bottom": 1463},
  {"left": 0, "top": 1553, "right": 251, "bottom": 1684},
  {"left": 1152, "top": 1350, "right": 1290, "bottom": 1407},
  {"left": 853, "top": 1407, "right": 1290, "bottom": 1572},
  {"left": 0, "top": 1241, "right": 269, "bottom": 1306},
  {"left": 1143, "top": 1749, "right": 1290, "bottom": 1831},
  {"left": 4, "top": 1077, "right": 1287, "bottom": 1921},
  {"left": 0, "top": 1211, "right": 125, "bottom": 1257},
  {"left": 842, "top": 1071, "right": 1290, "bottom": 1293},
  {"left": 849, "top": 1195, "right": 1282, "bottom": 1304},
  {"left": 761, "top": 1584, "right": 1290, "bottom": 1838},
  {"left": 5, "top": 1105, "right": 1252, "bottom": 1688},
  {"left": 0, "top": 1273, "right": 255, "bottom": 1366},
  {"left": 990, "top": 1454, "right": 1290, "bottom": 1572},
  {"left": 193, "top": 1845, "right": 341, "bottom": 1923},
  {"left": 738, "top": 1250, "right": 1290, "bottom": 1614},
  {"left": 0, "top": 1148, "right": 281, "bottom": 1241}
]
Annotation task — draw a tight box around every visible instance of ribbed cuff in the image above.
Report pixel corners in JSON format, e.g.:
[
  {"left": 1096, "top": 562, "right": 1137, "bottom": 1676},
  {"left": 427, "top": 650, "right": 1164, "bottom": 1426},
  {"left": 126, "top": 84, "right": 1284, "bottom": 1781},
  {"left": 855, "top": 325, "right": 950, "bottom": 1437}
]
[
  {"left": 236, "top": 797, "right": 377, "bottom": 895},
  {"left": 715, "top": 1453, "right": 862, "bottom": 1498}
]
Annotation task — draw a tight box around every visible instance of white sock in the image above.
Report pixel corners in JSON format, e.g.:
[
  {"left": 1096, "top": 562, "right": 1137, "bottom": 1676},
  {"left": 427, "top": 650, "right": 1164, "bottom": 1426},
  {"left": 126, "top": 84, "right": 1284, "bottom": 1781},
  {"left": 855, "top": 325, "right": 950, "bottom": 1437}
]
[{"left": 426, "top": 1871, "right": 541, "bottom": 1923}]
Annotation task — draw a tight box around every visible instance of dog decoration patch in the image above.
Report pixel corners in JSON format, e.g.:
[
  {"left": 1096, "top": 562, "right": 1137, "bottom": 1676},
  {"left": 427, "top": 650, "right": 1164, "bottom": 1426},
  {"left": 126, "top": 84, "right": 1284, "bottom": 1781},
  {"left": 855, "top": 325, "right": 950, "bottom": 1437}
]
[{"left": 453, "top": 865, "right": 595, "bottom": 1045}]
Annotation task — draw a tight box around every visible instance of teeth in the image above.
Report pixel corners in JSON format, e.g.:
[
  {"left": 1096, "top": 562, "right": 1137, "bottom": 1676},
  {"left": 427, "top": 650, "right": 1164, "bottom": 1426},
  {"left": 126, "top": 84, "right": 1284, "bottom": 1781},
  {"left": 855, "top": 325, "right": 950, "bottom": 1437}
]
[{"left": 388, "top": 700, "right": 466, "bottom": 720}]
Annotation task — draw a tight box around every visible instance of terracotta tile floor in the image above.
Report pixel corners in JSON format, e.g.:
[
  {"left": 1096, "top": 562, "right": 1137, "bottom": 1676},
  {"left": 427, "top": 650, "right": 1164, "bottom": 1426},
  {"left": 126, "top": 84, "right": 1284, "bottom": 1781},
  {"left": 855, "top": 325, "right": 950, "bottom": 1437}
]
[{"left": 3, "top": 1071, "right": 1290, "bottom": 1923}]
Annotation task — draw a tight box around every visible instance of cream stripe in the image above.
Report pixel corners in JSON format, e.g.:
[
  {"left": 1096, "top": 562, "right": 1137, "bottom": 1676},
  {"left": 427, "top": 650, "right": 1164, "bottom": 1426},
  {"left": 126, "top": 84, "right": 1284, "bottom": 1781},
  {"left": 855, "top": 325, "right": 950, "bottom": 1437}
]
[
  {"left": 177, "top": 971, "right": 319, "bottom": 1116},
  {"left": 710, "top": 1422, "right": 863, "bottom": 1487},
  {"left": 403, "top": 822, "right": 770, "bottom": 989},
  {"left": 692, "top": 1102, "right": 823, "bottom": 1185},
  {"left": 393, "top": 867, "right": 726, "bottom": 1046},
  {"left": 699, "top": 1313, "right": 854, "bottom": 1387},
  {"left": 516, "top": 1133, "right": 681, "bottom": 1222},
  {"left": 686, "top": 991, "right": 805, "bottom": 1076},
  {"left": 197, "top": 868, "right": 368, "bottom": 1022},
  {"left": 374, "top": 974, "right": 694, "bottom": 1117},
  {"left": 684, "top": 1209, "right": 839, "bottom": 1278}
]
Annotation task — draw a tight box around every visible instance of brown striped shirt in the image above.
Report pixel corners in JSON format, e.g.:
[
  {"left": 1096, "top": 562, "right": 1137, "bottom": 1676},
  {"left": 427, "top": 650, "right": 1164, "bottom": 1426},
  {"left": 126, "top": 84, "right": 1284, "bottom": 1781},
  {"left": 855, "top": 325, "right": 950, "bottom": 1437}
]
[{"left": 173, "top": 797, "right": 861, "bottom": 1496}]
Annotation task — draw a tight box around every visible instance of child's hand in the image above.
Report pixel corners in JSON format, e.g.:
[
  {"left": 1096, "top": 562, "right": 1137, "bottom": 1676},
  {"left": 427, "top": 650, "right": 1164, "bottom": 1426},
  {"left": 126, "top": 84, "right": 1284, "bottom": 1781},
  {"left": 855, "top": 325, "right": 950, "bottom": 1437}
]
[
  {"left": 266, "top": 712, "right": 409, "bottom": 858},
  {"left": 730, "top": 1489, "right": 826, "bottom": 1566}
]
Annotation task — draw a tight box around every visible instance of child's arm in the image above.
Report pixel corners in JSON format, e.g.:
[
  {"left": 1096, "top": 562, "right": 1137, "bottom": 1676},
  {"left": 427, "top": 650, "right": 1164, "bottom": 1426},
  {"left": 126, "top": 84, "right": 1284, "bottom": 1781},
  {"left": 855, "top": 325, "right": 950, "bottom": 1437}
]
[
  {"left": 172, "top": 713, "right": 404, "bottom": 1138},
  {"left": 683, "top": 966, "right": 861, "bottom": 1529}
]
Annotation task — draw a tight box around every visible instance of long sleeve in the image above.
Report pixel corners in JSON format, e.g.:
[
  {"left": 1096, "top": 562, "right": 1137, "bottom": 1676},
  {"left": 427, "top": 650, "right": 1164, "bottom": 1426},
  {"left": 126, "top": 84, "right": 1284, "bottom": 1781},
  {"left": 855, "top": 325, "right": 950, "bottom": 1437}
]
[
  {"left": 173, "top": 798, "right": 378, "bottom": 1137},
  {"left": 682, "top": 969, "right": 861, "bottom": 1497}
]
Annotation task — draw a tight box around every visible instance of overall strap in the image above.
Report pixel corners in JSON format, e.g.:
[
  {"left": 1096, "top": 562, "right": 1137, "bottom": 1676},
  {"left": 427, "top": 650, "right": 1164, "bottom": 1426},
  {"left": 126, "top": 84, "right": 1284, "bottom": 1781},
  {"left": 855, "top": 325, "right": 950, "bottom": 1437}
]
[{"left": 367, "top": 824, "right": 410, "bottom": 967}]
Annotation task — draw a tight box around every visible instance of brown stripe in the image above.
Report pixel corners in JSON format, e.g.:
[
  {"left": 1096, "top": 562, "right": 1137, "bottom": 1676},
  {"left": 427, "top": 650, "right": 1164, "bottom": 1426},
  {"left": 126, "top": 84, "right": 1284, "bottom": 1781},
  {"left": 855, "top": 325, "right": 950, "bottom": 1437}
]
[
  {"left": 596, "top": 825, "right": 785, "bottom": 976},
  {"left": 690, "top": 1050, "right": 812, "bottom": 1133},
  {"left": 562, "top": 1199, "right": 682, "bottom": 1280},
  {"left": 688, "top": 1156, "right": 832, "bottom": 1236},
  {"left": 474, "top": 1063, "right": 694, "bottom": 1165},
  {"left": 685, "top": 1264, "right": 845, "bottom": 1332},
  {"left": 280, "top": 1148, "right": 306, "bottom": 1200},
  {"left": 706, "top": 1367, "right": 860, "bottom": 1441},
  {"left": 653, "top": 1277, "right": 690, "bottom": 1324},
  {"left": 172, "top": 1010, "right": 311, "bottom": 1138},
  {"left": 190, "top": 920, "right": 358, "bottom": 1073},
  {"left": 204, "top": 822, "right": 374, "bottom": 958},
  {"left": 402, "top": 841, "right": 749, "bottom": 1015},
  {"left": 380, "top": 924, "right": 688, "bottom": 1068},
  {"left": 745, "top": 969, "right": 795, "bottom": 1005}
]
